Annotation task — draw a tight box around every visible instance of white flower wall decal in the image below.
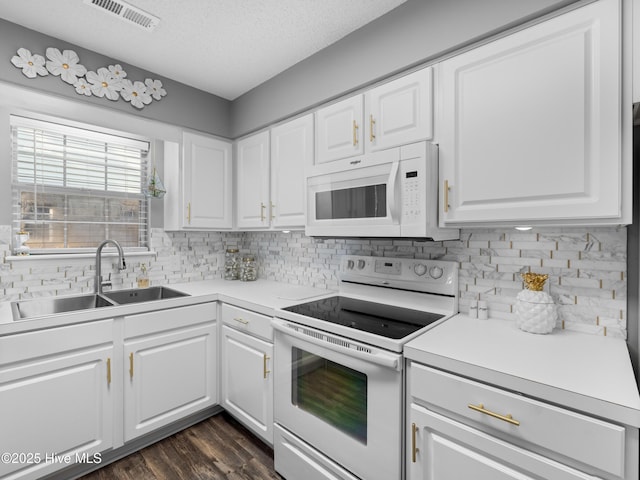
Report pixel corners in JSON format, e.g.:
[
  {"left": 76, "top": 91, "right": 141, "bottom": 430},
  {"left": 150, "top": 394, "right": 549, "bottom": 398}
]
[
  {"left": 74, "top": 77, "right": 92, "bottom": 96},
  {"left": 120, "top": 79, "right": 152, "bottom": 109},
  {"left": 11, "top": 48, "right": 48, "bottom": 78},
  {"left": 45, "top": 48, "right": 87, "bottom": 84},
  {"left": 145, "top": 78, "right": 167, "bottom": 100},
  {"left": 87, "top": 67, "right": 121, "bottom": 101},
  {"left": 10, "top": 47, "right": 167, "bottom": 110},
  {"left": 108, "top": 64, "right": 127, "bottom": 81}
]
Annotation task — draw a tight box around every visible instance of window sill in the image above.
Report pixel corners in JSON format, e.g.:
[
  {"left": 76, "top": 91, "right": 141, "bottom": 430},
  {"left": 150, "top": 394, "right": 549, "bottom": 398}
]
[{"left": 6, "top": 251, "right": 157, "bottom": 262}]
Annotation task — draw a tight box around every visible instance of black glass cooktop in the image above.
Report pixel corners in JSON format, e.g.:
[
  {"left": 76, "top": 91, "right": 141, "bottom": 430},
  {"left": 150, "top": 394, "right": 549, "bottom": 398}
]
[{"left": 283, "top": 296, "right": 445, "bottom": 340}]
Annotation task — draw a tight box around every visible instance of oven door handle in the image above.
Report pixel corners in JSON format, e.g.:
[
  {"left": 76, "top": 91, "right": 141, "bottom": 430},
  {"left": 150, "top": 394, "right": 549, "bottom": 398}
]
[{"left": 272, "top": 318, "right": 401, "bottom": 371}]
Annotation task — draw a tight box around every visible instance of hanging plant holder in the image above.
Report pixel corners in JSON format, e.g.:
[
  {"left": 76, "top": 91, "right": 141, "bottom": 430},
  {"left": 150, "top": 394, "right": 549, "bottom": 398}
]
[{"left": 145, "top": 167, "right": 166, "bottom": 198}]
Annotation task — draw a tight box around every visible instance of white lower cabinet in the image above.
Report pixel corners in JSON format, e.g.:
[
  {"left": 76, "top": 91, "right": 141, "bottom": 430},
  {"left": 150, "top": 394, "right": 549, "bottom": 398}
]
[
  {"left": 123, "top": 303, "right": 217, "bottom": 442},
  {"left": 220, "top": 303, "right": 273, "bottom": 444},
  {"left": 0, "top": 320, "right": 114, "bottom": 480},
  {"left": 407, "top": 362, "right": 639, "bottom": 480}
]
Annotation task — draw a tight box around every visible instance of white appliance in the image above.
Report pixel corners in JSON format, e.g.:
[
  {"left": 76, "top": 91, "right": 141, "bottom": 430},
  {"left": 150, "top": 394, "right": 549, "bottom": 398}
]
[
  {"left": 305, "top": 141, "right": 458, "bottom": 240},
  {"left": 272, "top": 255, "right": 458, "bottom": 480}
]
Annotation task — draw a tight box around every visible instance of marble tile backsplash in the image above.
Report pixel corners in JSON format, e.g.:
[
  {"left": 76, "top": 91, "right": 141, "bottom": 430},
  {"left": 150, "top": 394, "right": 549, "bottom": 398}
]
[{"left": 0, "top": 225, "right": 627, "bottom": 338}]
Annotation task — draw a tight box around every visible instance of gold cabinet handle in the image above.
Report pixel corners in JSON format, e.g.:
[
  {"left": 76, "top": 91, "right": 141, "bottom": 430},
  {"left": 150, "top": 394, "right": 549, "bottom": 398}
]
[
  {"left": 411, "top": 422, "right": 419, "bottom": 463},
  {"left": 234, "top": 317, "right": 249, "bottom": 325},
  {"left": 187, "top": 202, "right": 191, "bottom": 224},
  {"left": 370, "top": 114, "right": 376, "bottom": 142},
  {"left": 468, "top": 403, "right": 520, "bottom": 426},
  {"left": 260, "top": 202, "right": 266, "bottom": 222},
  {"left": 353, "top": 120, "right": 359, "bottom": 146},
  {"left": 106, "top": 357, "right": 111, "bottom": 385},
  {"left": 263, "top": 354, "right": 271, "bottom": 379},
  {"left": 270, "top": 202, "right": 275, "bottom": 220},
  {"left": 129, "top": 352, "right": 134, "bottom": 379},
  {"left": 443, "top": 180, "right": 450, "bottom": 213}
]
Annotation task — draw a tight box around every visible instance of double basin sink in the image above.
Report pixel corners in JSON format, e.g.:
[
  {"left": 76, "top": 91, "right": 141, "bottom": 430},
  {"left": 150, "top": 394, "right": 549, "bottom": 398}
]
[{"left": 11, "top": 286, "right": 190, "bottom": 321}]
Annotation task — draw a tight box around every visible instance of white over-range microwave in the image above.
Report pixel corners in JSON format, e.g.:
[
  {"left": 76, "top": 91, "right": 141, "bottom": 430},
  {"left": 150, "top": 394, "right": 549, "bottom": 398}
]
[{"left": 305, "top": 141, "right": 459, "bottom": 240}]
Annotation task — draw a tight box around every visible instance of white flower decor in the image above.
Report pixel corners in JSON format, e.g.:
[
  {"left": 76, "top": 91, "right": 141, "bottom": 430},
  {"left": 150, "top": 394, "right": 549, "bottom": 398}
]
[
  {"left": 45, "top": 48, "right": 87, "bottom": 84},
  {"left": 86, "top": 67, "right": 121, "bottom": 101},
  {"left": 120, "top": 79, "right": 152, "bottom": 109},
  {"left": 11, "top": 47, "right": 167, "bottom": 110},
  {"left": 11, "top": 48, "right": 48, "bottom": 78},
  {"left": 108, "top": 64, "right": 127, "bottom": 81},
  {"left": 74, "top": 77, "right": 92, "bottom": 97},
  {"left": 145, "top": 78, "right": 167, "bottom": 100}
]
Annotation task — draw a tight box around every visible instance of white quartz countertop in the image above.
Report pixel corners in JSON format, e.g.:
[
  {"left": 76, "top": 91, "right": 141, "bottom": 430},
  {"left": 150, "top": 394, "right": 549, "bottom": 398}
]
[
  {"left": 0, "top": 279, "right": 334, "bottom": 336},
  {"left": 405, "top": 314, "right": 640, "bottom": 427}
]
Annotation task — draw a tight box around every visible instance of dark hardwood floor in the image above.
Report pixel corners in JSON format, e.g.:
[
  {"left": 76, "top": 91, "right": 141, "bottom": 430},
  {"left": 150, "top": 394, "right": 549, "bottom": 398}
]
[{"left": 79, "top": 413, "right": 283, "bottom": 480}]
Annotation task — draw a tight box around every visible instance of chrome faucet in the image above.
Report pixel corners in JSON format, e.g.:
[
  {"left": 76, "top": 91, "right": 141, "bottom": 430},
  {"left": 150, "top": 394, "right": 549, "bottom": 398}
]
[{"left": 95, "top": 239, "right": 126, "bottom": 294}]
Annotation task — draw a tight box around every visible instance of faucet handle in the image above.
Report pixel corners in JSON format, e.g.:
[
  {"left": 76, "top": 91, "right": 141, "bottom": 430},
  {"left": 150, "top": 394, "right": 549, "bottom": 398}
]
[{"left": 101, "top": 273, "right": 113, "bottom": 291}]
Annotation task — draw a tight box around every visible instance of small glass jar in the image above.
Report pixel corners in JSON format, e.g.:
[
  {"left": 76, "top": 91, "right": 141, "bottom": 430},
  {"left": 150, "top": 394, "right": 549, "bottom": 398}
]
[
  {"left": 137, "top": 263, "right": 150, "bottom": 288},
  {"left": 224, "top": 248, "right": 240, "bottom": 280},
  {"left": 240, "top": 255, "right": 257, "bottom": 282}
]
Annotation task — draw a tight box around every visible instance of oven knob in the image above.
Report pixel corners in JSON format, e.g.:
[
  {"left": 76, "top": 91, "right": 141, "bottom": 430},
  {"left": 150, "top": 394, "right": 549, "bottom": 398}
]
[
  {"left": 347, "top": 259, "right": 355, "bottom": 270},
  {"left": 413, "top": 263, "right": 427, "bottom": 276},
  {"left": 429, "top": 266, "right": 444, "bottom": 279},
  {"left": 357, "top": 259, "right": 366, "bottom": 270}
]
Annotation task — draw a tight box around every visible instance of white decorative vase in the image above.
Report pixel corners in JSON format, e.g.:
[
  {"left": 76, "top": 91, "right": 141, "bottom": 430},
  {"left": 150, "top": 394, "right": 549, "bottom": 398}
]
[{"left": 515, "top": 273, "right": 557, "bottom": 334}]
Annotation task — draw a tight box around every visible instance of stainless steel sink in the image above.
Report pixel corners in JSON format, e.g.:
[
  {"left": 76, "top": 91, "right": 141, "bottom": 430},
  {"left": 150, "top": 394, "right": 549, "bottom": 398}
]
[
  {"left": 103, "top": 286, "right": 189, "bottom": 305},
  {"left": 12, "top": 294, "right": 116, "bottom": 320}
]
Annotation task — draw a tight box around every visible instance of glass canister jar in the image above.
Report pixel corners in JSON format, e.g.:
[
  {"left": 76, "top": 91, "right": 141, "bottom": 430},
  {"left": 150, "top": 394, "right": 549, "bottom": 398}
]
[
  {"left": 224, "top": 248, "right": 240, "bottom": 280},
  {"left": 240, "top": 255, "right": 257, "bottom": 282}
]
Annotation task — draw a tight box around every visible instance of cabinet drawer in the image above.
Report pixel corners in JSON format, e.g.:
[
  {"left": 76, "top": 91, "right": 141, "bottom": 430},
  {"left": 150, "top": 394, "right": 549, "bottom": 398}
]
[
  {"left": 124, "top": 302, "right": 216, "bottom": 338},
  {"left": 221, "top": 303, "right": 272, "bottom": 341},
  {"left": 409, "top": 363, "right": 626, "bottom": 478}
]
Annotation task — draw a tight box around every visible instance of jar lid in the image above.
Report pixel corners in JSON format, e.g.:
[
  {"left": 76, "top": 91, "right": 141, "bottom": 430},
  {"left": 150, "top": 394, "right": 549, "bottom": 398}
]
[
  {"left": 226, "top": 248, "right": 239, "bottom": 253},
  {"left": 242, "top": 256, "right": 255, "bottom": 261}
]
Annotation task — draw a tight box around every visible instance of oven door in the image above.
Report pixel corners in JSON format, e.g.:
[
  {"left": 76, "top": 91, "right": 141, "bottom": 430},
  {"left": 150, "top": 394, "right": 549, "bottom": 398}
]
[
  {"left": 305, "top": 159, "right": 402, "bottom": 237},
  {"left": 272, "top": 318, "right": 403, "bottom": 480}
]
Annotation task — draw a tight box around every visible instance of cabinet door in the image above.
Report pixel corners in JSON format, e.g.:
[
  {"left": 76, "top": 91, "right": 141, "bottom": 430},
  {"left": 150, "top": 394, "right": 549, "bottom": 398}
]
[
  {"left": 315, "top": 95, "right": 364, "bottom": 164},
  {"left": 270, "top": 114, "right": 313, "bottom": 228},
  {"left": 183, "top": 132, "right": 233, "bottom": 229},
  {"left": 124, "top": 322, "right": 217, "bottom": 441},
  {"left": 408, "top": 404, "right": 595, "bottom": 480},
  {"left": 221, "top": 325, "right": 273, "bottom": 444},
  {"left": 0, "top": 346, "right": 113, "bottom": 480},
  {"left": 366, "top": 68, "right": 433, "bottom": 152},
  {"left": 439, "top": 0, "right": 623, "bottom": 226},
  {"left": 236, "top": 131, "right": 271, "bottom": 228}
]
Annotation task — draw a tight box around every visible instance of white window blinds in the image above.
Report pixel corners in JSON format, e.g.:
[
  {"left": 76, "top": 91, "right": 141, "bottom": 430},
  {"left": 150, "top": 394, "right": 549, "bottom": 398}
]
[{"left": 11, "top": 115, "right": 151, "bottom": 251}]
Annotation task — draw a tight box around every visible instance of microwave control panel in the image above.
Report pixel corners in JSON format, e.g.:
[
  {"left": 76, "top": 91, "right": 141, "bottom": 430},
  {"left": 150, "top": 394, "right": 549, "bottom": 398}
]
[{"left": 400, "top": 156, "right": 425, "bottom": 224}]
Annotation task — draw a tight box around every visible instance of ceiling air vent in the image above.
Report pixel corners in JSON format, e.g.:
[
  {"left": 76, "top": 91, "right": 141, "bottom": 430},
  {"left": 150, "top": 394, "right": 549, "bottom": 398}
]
[{"left": 83, "top": 0, "right": 160, "bottom": 32}]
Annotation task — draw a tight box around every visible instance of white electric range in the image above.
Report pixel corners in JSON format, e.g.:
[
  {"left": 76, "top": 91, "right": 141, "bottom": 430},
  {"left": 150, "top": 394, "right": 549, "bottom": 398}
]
[{"left": 272, "top": 254, "right": 458, "bottom": 480}]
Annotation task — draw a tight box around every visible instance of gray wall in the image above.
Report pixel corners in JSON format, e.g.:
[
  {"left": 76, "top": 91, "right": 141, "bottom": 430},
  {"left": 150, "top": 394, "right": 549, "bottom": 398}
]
[
  {"left": 230, "top": 0, "right": 578, "bottom": 137},
  {"left": 0, "top": 18, "right": 231, "bottom": 138}
]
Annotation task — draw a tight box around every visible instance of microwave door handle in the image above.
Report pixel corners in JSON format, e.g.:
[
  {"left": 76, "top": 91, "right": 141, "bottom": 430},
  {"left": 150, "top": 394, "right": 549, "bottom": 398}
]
[{"left": 388, "top": 160, "right": 401, "bottom": 221}]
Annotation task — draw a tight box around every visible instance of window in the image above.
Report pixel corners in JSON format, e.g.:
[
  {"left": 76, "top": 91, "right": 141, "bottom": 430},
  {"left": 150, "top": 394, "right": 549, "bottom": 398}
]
[{"left": 11, "top": 115, "right": 150, "bottom": 252}]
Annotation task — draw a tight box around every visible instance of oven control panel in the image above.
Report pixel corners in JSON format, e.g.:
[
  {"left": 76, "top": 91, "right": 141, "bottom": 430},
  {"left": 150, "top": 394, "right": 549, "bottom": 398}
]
[{"left": 340, "top": 255, "right": 458, "bottom": 297}]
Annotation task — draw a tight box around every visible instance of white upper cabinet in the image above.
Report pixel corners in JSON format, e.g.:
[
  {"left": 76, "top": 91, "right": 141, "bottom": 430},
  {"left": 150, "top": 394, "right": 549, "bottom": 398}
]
[
  {"left": 183, "top": 132, "right": 233, "bottom": 229},
  {"left": 366, "top": 68, "right": 433, "bottom": 152},
  {"left": 438, "top": 0, "right": 627, "bottom": 226},
  {"left": 236, "top": 115, "right": 313, "bottom": 230},
  {"left": 315, "top": 95, "right": 364, "bottom": 164},
  {"left": 634, "top": 0, "right": 640, "bottom": 103},
  {"left": 164, "top": 133, "right": 233, "bottom": 230},
  {"left": 236, "top": 131, "right": 271, "bottom": 228},
  {"left": 270, "top": 114, "right": 313, "bottom": 228},
  {"left": 315, "top": 67, "right": 433, "bottom": 167}
]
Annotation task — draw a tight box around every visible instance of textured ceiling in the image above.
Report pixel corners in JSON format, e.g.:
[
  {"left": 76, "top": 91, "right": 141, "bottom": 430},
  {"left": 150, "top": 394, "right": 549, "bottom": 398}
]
[{"left": 0, "top": 0, "right": 407, "bottom": 100}]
